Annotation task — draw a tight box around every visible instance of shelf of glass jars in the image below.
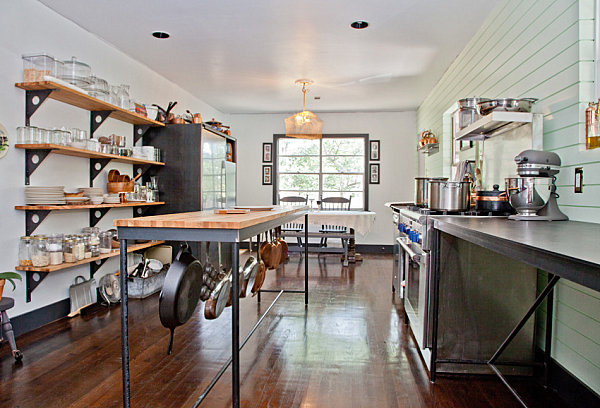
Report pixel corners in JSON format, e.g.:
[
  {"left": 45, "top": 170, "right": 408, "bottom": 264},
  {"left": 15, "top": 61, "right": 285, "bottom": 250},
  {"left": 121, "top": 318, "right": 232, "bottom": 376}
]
[
  {"left": 15, "top": 240, "right": 165, "bottom": 273},
  {"left": 15, "top": 81, "right": 165, "bottom": 127},
  {"left": 17, "top": 239, "right": 164, "bottom": 302},
  {"left": 417, "top": 143, "right": 439, "bottom": 155},
  {"left": 15, "top": 143, "right": 165, "bottom": 165}
]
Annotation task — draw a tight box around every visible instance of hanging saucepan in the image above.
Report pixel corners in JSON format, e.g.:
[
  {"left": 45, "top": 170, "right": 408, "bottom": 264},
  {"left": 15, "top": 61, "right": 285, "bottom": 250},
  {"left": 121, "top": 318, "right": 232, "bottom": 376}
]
[
  {"left": 270, "top": 230, "right": 282, "bottom": 270},
  {"left": 204, "top": 242, "right": 232, "bottom": 319},
  {"left": 260, "top": 232, "right": 273, "bottom": 269},
  {"left": 277, "top": 227, "right": 288, "bottom": 264},
  {"left": 240, "top": 256, "right": 258, "bottom": 298},
  {"left": 159, "top": 242, "right": 204, "bottom": 354},
  {"left": 252, "top": 233, "right": 267, "bottom": 295}
]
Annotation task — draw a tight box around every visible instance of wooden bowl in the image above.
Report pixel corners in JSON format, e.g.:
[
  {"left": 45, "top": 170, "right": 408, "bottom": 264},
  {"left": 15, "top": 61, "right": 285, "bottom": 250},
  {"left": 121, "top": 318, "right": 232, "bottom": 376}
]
[
  {"left": 64, "top": 191, "right": 84, "bottom": 197},
  {"left": 107, "top": 181, "right": 134, "bottom": 193}
]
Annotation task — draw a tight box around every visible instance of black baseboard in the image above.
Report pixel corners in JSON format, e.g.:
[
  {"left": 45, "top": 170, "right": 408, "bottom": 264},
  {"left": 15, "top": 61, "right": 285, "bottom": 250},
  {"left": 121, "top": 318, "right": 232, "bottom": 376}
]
[
  {"left": 355, "top": 244, "right": 393, "bottom": 253},
  {"left": 9, "top": 298, "right": 70, "bottom": 337}
]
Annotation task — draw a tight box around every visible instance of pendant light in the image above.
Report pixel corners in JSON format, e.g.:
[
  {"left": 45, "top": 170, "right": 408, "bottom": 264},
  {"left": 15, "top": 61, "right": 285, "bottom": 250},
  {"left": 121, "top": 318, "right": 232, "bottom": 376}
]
[{"left": 284, "top": 79, "right": 323, "bottom": 139}]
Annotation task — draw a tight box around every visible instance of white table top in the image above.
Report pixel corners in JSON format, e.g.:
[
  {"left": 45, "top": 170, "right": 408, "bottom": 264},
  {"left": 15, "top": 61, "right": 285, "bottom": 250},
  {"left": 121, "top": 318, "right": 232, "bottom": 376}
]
[{"left": 291, "top": 210, "right": 376, "bottom": 236}]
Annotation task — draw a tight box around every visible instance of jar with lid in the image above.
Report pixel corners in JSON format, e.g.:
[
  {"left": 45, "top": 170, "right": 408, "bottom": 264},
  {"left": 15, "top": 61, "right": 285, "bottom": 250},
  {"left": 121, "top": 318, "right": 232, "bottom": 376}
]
[
  {"left": 63, "top": 239, "right": 76, "bottom": 263},
  {"left": 99, "top": 231, "right": 112, "bottom": 254},
  {"left": 75, "top": 236, "right": 86, "bottom": 261},
  {"left": 18, "top": 236, "right": 33, "bottom": 267},
  {"left": 39, "top": 128, "right": 51, "bottom": 144},
  {"left": 82, "top": 227, "right": 100, "bottom": 246},
  {"left": 82, "top": 235, "right": 92, "bottom": 259},
  {"left": 32, "top": 236, "right": 49, "bottom": 267},
  {"left": 48, "top": 233, "right": 64, "bottom": 265},
  {"left": 89, "top": 243, "right": 100, "bottom": 257}
]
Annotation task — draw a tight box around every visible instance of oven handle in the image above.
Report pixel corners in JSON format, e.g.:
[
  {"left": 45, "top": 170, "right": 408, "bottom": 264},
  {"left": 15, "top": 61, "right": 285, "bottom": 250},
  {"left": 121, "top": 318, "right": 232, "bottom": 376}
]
[{"left": 396, "top": 237, "right": 422, "bottom": 263}]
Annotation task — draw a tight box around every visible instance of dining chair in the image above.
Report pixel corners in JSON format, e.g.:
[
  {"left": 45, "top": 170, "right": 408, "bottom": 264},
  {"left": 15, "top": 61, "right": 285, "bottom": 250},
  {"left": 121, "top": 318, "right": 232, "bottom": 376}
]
[
  {"left": 279, "top": 195, "right": 308, "bottom": 246},
  {"left": 319, "top": 196, "right": 351, "bottom": 248}
]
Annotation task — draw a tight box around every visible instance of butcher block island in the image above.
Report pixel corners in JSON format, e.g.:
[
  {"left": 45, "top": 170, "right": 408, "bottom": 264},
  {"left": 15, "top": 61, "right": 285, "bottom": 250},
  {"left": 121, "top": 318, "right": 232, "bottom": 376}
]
[
  {"left": 114, "top": 205, "right": 308, "bottom": 231},
  {"left": 113, "top": 205, "right": 309, "bottom": 408}
]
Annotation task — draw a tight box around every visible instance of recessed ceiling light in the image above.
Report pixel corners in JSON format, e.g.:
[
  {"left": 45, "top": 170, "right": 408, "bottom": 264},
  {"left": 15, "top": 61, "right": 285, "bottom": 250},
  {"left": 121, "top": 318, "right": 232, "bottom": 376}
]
[
  {"left": 350, "top": 21, "right": 369, "bottom": 29},
  {"left": 152, "top": 31, "right": 170, "bottom": 39}
]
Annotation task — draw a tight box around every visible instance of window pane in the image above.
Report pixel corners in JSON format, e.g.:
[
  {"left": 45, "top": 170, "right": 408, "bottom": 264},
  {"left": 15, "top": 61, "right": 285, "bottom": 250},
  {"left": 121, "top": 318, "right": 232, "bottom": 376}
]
[
  {"left": 322, "top": 156, "right": 364, "bottom": 173},
  {"left": 279, "top": 139, "right": 319, "bottom": 156},
  {"left": 279, "top": 174, "right": 319, "bottom": 191},
  {"left": 322, "top": 138, "right": 364, "bottom": 155},
  {"left": 279, "top": 156, "right": 320, "bottom": 173},
  {"left": 321, "top": 192, "right": 363, "bottom": 209},
  {"left": 323, "top": 174, "right": 363, "bottom": 191}
]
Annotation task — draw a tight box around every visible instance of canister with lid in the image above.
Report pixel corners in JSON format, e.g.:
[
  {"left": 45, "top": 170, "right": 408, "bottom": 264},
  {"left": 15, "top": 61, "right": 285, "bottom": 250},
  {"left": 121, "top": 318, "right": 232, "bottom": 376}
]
[
  {"left": 63, "top": 239, "right": 76, "bottom": 263},
  {"left": 48, "top": 233, "right": 64, "bottom": 265},
  {"left": 19, "top": 236, "right": 33, "bottom": 267},
  {"left": 32, "top": 236, "right": 50, "bottom": 267}
]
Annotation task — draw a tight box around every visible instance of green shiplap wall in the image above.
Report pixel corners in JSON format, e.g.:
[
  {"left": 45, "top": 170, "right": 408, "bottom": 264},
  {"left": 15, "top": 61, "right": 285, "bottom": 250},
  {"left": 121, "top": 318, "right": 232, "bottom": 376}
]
[{"left": 417, "top": 0, "right": 600, "bottom": 395}]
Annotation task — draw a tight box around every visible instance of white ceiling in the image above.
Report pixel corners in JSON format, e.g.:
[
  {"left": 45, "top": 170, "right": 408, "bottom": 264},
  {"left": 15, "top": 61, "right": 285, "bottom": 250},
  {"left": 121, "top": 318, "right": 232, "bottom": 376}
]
[{"left": 39, "top": 0, "right": 498, "bottom": 114}]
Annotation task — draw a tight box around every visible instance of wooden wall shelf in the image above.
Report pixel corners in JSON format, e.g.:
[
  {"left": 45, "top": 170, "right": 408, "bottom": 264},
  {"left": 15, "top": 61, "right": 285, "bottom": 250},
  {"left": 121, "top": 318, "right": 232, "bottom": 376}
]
[
  {"left": 15, "top": 81, "right": 165, "bottom": 127},
  {"left": 16, "top": 240, "right": 165, "bottom": 273},
  {"left": 15, "top": 202, "right": 165, "bottom": 211},
  {"left": 15, "top": 144, "right": 165, "bottom": 166}
]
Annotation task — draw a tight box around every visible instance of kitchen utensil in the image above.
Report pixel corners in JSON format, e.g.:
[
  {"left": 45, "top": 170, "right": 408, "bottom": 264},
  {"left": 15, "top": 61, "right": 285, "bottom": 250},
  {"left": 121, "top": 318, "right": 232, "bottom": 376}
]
[
  {"left": 251, "top": 233, "right": 267, "bottom": 295},
  {"left": 514, "top": 149, "right": 561, "bottom": 177},
  {"left": 505, "top": 177, "right": 546, "bottom": 216},
  {"left": 269, "top": 230, "right": 282, "bottom": 270},
  {"left": 427, "top": 180, "right": 471, "bottom": 212},
  {"left": 132, "top": 172, "right": 142, "bottom": 183},
  {"left": 98, "top": 273, "right": 121, "bottom": 304},
  {"left": 107, "top": 181, "right": 134, "bottom": 193},
  {"left": 240, "top": 256, "right": 258, "bottom": 298},
  {"left": 260, "top": 233, "right": 273, "bottom": 269},
  {"left": 204, "top": 242, "right": 232, "bottom": 320},
  {"left": 68, "top": 275, "right": 96, "bottom": 317},
  {"left": 159, "top": 243, "right": 204, "bottom": 354},
  {"left": 457, "top": 98, "right": 491, "bottom": 129},
  {"left": 277, "top": 227, "right": 288, "bottom": 264},
  {"left": 414, "top": 177, "right": 447, "bottom": 207},
  {"left": 476, "top": 98, "right": 537, "bottom": 116},
  {"left": 474, "top": 184, "right": 514, "bottom": 214}
]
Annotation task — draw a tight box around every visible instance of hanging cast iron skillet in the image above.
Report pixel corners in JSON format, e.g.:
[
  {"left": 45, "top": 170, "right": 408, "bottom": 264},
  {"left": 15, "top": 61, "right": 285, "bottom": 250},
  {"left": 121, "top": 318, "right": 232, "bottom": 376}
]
[{"left": 159, "top": 242, "right": 204, "bottom": 354}]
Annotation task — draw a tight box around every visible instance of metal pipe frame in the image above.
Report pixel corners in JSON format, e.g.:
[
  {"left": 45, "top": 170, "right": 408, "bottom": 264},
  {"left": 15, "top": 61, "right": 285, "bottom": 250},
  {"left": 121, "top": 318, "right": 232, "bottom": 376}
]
[{"left": 118, "top": 210, "right": 309, "bottom": 408}]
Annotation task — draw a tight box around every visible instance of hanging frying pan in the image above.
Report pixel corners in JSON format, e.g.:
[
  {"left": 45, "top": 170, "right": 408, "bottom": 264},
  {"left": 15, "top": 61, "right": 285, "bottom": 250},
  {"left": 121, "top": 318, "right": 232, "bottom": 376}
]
[
  {"left": 204, "top": 242, "right": 232, "bottom": 319},
  {"left": 240, "top": 256, "right": 258, "bottom": 298},
  {"left": 159, "top": 243, "right": 204, "bottom": 354},
  {"left": 252, "top": 233, "right": 267, "bottom": 295},
  {"left": 277, "top": 226, "right": 289, "bottom": 264}
]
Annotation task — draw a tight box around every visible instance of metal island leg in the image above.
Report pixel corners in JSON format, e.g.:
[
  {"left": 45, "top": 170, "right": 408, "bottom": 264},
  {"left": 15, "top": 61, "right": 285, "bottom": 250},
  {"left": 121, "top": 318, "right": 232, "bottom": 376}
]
[{"left": 119, "top": 239, "right": 130, "bottom": 408}]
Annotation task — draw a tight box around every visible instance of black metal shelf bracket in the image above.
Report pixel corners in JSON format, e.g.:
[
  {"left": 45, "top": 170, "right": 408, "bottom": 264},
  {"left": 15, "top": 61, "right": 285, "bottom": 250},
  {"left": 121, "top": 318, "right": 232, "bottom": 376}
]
[
  {"left": 90, "top": 158, "right": 111, "bottom": 187},
  {"left": 90, "top": 111, "right": 113, "bottom": 136},
  {"left": 25, "top": 149, "right": 51, "bottom": 185},
  {"left": 25, "top": 209, "right": 51, "bottom": 236},
  {"left": 25, "top": 90, "right": 53, "bottom": 126},
  {"left": 133, "top": 164, "right": 152, "bottom": 180},
  {"left": 134, "top": 125, "right": 151, "bottom": 144},
  {"left": 133, "top": 205, "right": 157, "bottom": 218},
  {"left": 26, "top": 271, "right": 49, "bottom": 303},
  {"left": 90, "top": 258, "right": 109, "bottom": 279},
  {"left": 90, "top": 207, "right": 112, "bottom": 227}
]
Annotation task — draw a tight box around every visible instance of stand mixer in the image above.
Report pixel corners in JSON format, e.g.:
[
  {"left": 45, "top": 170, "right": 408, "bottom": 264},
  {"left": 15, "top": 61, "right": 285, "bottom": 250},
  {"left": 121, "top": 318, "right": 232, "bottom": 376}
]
[{"left": 505, "top": 150, "right": 568, "bottom": 221}]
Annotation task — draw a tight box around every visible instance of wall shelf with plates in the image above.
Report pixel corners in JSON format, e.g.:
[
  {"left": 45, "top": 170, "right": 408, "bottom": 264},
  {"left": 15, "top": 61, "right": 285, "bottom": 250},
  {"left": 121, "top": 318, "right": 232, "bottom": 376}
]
[{"left": 15, "top": 81, "right": 167, "bottom": 303}]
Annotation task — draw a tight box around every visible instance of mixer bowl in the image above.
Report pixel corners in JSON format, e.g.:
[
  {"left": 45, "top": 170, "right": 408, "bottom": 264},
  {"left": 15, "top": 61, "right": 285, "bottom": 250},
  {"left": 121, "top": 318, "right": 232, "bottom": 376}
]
[{"left": 505, "top": 177, "right": 547, "bottom": 216}]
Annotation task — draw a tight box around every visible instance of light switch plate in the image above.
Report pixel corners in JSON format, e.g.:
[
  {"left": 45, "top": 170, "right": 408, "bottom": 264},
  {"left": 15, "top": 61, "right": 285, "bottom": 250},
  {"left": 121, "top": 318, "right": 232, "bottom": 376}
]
[{"left": 575, "top": 167, "right": 583, "bottom": 193}]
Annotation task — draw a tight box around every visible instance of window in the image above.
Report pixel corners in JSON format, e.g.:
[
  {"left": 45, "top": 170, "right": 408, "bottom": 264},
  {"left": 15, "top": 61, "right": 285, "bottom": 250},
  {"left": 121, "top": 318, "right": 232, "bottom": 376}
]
[{"left": 274, "top": 135, "right": 368, "bottom": 210}]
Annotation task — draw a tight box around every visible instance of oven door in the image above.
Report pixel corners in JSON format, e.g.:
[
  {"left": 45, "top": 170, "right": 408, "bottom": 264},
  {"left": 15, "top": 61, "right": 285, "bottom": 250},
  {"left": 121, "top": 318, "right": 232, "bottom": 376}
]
[
  {"left": 397, "top": 237, "right": 430, "bottom": 351},
  {"left": 392, "top": 214, "right": 403, "bottom": 297}
]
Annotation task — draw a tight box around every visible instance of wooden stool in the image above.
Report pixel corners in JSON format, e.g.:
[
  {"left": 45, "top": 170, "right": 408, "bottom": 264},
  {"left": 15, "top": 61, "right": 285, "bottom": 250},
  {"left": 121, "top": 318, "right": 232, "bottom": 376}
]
[{"left": 0, "top": 297, "right": 23, "bottom": 361}]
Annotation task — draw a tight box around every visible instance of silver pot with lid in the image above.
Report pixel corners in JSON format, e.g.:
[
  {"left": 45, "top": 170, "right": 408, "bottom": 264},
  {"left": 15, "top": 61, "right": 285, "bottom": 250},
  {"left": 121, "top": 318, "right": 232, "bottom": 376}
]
[{"left": 457, "top": 98, "right": 491, "bottom": 130}]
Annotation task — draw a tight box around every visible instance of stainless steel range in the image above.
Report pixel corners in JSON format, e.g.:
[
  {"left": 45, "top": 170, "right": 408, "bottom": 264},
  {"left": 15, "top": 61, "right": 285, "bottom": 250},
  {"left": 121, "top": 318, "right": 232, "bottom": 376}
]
[{"left": 389, "top": 203, "right": 536, "bottom": 375}]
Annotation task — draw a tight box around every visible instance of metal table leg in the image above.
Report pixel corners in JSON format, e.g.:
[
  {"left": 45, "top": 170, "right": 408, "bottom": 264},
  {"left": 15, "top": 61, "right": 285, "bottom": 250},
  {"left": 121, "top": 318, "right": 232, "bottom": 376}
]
[
  {"left": 487, "top": 274, "right": 560, "bottom": 408},
  {"left": 120, "top": 239, "right": 130, "bottom": 408},
  {"left": 231, "top": 242, "right": 240, "bottom": 408},
  {"left": 305, "top": 214, "right": 309, "bottom": 306}
]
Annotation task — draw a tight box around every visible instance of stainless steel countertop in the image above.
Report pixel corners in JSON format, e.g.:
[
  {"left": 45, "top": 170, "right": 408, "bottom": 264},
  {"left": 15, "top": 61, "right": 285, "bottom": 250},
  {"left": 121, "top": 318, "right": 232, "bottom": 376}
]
[{"left": 432, "top": 217, "right": 600, "bottom": 292}]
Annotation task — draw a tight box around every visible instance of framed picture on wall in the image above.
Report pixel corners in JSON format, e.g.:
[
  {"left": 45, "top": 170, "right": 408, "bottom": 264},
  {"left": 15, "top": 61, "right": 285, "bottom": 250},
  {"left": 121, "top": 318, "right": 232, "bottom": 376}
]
[
  {"left": 262, "top": 165, "right": 272, "bottom": 185},
  {"left": 370, "top": 140, "right": 380, "bottom": 161},
  {"left": 460, "top": 140, "right": 474, "bottom": 151},
  {"left": 369, "top": 163, "right": 380, "bottom": 184},
  {"left": 263, "top": 142, "right": 272, "bottom": 163}
]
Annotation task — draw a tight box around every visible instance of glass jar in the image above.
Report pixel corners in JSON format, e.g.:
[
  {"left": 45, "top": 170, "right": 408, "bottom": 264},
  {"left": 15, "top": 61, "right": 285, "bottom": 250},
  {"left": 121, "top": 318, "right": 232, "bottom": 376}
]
[
  {"left": 75, "top": 236, "right": 86, "bottom": 261},
  {"left": 39, "top": 128, "right": 51, "bottom": 144},
  {"left": 82, "top": 235, "right": 92, "bottom": 259},
  {"left": 48, "top": 233, "right": 64, "bottom": 265},
  {"left": 28, "top": 126, "right": 41, "bottom": 144},
  {"left": 63, "top": 239, "right": 76, "bottom": 263},
  {"left": 17, "top": 127, "right": 28, "bottom": 144},
  {"left": 99, "top": 231, "right": 112, "bottom": 254},
  {"left": 82, "top": 227, "right": 100, "bottom": 246},
  {"left": 89, "top": 243, "right": 100, "bottom": 257},
  {"left": 51, "top": 129, "right": 63, "bottom": 145},
  {"left": 32, "top": 236, "right": 49, "bottom": 267},
  {"left": 18, "top": 236, "right": 33, "bottom": 267}
]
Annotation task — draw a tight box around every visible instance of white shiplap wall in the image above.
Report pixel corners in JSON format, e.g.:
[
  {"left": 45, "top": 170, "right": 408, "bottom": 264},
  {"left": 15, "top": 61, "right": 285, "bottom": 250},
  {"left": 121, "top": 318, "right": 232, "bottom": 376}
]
[{"left": 417, "top": 0, "right": 600, "bottom": 395}]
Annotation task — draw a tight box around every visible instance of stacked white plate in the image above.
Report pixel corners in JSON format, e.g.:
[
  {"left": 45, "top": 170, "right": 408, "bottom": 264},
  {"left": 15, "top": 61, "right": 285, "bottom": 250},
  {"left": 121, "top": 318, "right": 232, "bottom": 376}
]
[
  {"left": 103, "top": 193, "right": 120, "bottom": 204},
  {"left": 25, "top": 186, "right": 66, "bottom": 205},
  {"left": 80, "top": 187, "right": 103, "bottom": 197}
]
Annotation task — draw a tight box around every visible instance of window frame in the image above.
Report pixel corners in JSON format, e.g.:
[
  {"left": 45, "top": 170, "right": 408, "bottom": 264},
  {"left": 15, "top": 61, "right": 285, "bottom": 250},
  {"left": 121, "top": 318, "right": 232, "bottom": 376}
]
[{"left": 272, "top": 134, "right": 369, "bottom": 210}]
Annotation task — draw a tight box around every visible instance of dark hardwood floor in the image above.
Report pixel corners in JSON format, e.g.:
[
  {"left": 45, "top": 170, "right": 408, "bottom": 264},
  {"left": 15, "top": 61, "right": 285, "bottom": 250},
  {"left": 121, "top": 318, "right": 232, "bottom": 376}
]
[{"left": 0, "top": 253, "right": 570, "bottom": 408}]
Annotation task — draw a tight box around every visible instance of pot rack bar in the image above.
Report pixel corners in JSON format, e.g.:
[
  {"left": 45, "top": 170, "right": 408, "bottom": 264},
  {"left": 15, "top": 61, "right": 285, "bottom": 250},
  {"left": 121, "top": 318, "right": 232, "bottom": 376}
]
[{"left": 115, "top": 207, "right": 309, "bottom": 408}]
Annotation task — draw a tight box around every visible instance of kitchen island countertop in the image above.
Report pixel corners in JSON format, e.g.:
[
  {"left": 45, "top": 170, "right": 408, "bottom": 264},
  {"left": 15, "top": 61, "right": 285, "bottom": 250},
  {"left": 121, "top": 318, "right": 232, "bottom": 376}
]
[{"left": 432, "top": 216, "right": 600, "bottom": 292}]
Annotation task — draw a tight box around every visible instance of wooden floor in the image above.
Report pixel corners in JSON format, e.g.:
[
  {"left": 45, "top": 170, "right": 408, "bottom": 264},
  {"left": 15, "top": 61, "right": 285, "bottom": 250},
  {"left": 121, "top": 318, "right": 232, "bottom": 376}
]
[{"left": 0, "top": 253, "right": 570, "bottom": 408}]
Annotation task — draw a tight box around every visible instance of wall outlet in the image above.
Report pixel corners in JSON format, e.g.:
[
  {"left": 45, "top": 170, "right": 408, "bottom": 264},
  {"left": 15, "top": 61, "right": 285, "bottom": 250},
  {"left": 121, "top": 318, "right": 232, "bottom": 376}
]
[{"left": 575, "top": 167, "right": 583, "bottom": 193}]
